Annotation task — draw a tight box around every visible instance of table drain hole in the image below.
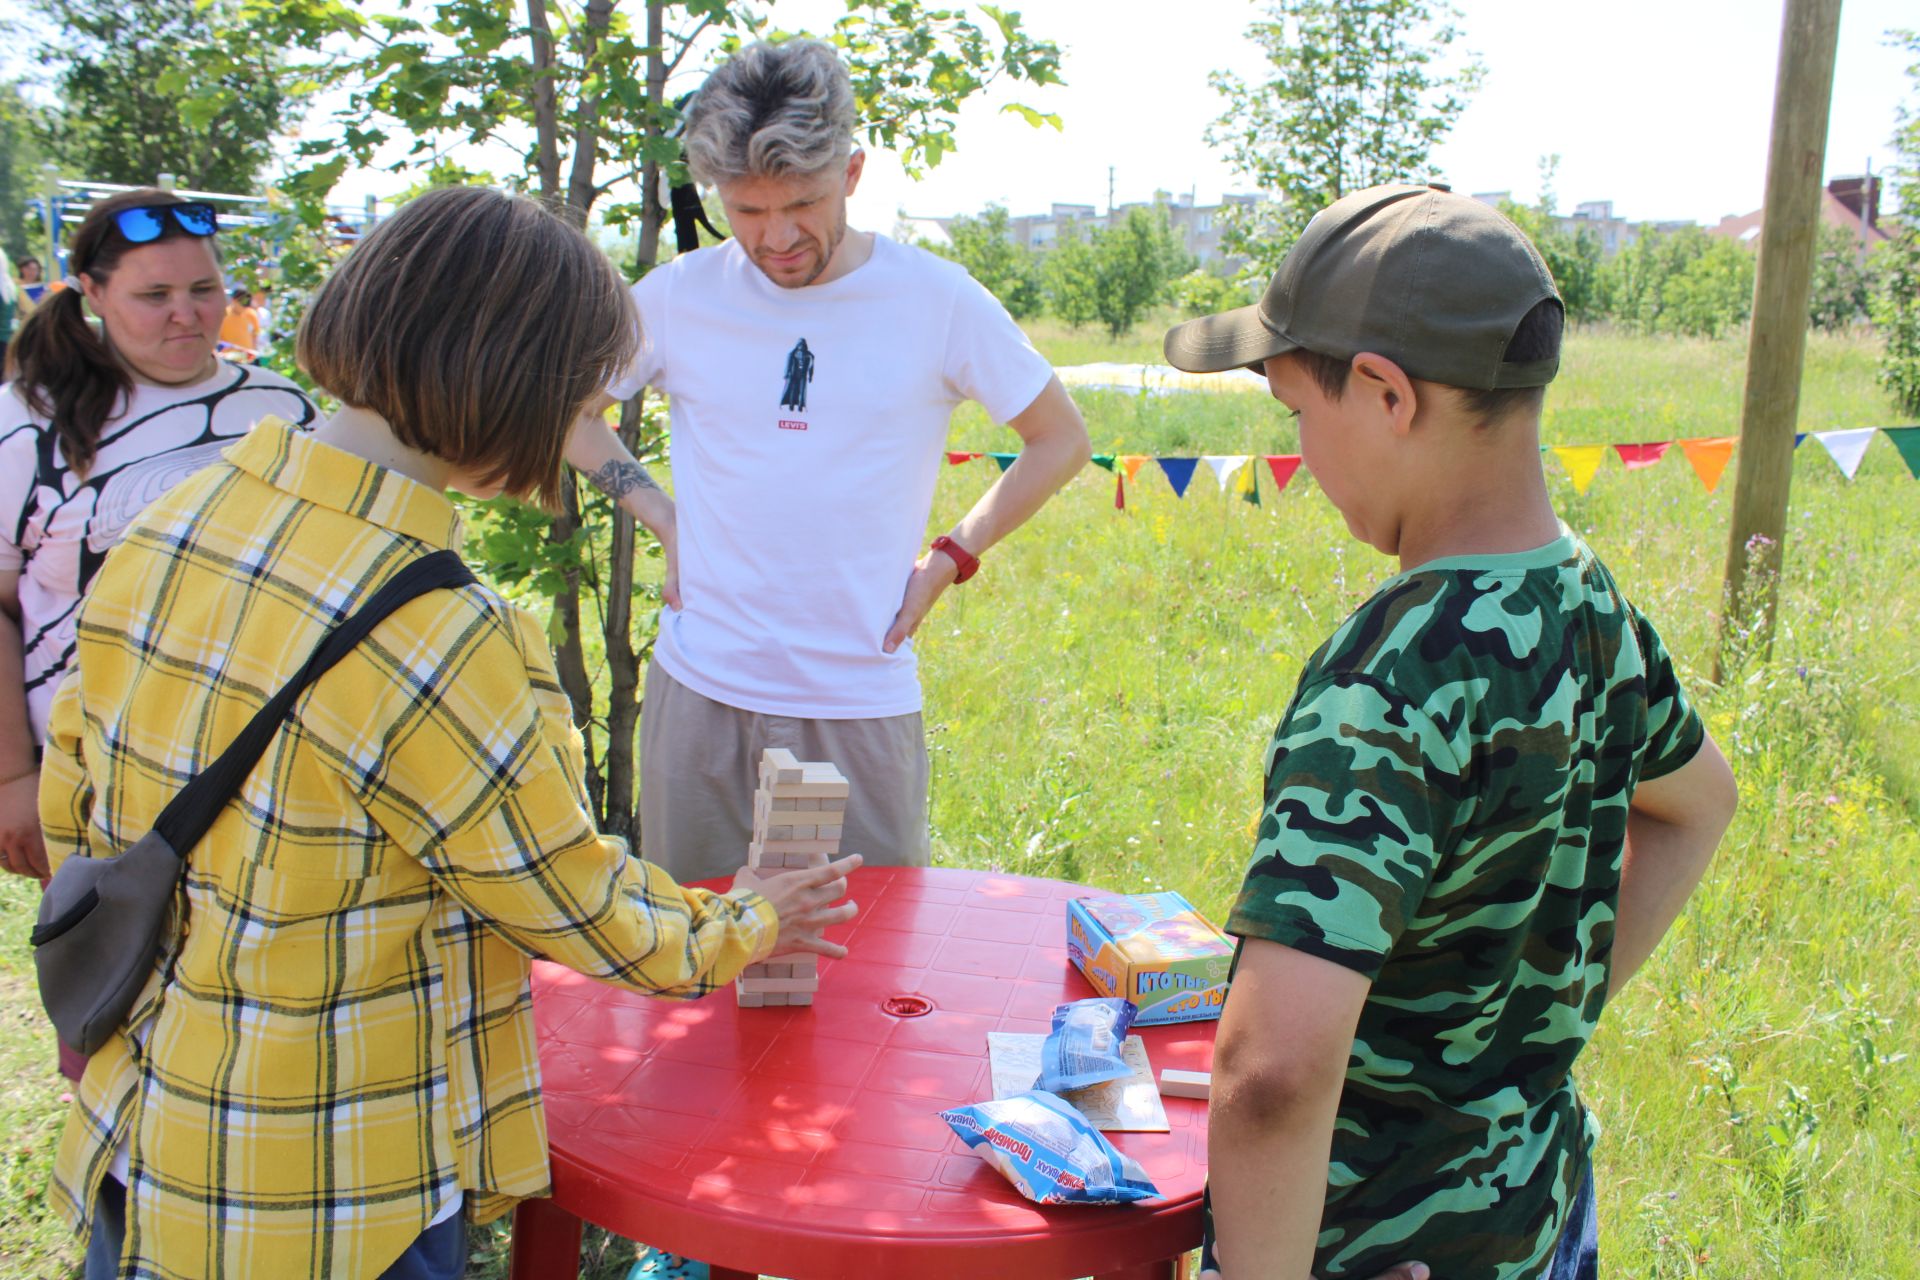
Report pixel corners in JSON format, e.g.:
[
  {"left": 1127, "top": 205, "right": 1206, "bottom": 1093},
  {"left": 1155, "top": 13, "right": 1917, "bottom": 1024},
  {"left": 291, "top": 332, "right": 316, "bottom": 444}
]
[{"left": 883, "top": 994, "right": 933, "bottom": 1018}]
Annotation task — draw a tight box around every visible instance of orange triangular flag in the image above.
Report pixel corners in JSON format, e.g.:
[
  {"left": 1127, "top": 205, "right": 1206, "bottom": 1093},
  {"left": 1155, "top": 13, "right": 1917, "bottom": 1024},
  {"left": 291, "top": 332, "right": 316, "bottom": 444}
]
[
  {"left": 1679, "top": 437, "right": 1737, "bottom": 494},
  {"left": 1552, "top": 445, "right": 1607, "bottom": 494},
  {"left": 1119, "top": 454, "right": 1148, "bottom": 481}
]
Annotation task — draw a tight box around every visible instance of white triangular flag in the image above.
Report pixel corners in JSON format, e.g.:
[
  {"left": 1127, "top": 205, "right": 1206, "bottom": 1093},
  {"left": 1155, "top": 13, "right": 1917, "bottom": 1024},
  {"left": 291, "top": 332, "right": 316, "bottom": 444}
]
[
  {"left": 1202, "top": 455, "right": 1251, "bottom": 491},
  {"left": 1815, "top": 428, "right": 1877, "bottom": 480}
]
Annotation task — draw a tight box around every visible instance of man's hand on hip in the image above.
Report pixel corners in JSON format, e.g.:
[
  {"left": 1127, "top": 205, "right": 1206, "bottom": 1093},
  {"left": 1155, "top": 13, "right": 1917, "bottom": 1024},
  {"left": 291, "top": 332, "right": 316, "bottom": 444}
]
[{"left": 882, "top": 548, "right": 961, "bottom": 654}]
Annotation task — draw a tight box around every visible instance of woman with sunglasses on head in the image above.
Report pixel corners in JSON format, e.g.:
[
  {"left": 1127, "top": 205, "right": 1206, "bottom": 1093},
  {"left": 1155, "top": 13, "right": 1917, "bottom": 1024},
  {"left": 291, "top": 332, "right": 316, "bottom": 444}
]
[{"left": 0, "top": 192, "right": 316, "bottom": 984}]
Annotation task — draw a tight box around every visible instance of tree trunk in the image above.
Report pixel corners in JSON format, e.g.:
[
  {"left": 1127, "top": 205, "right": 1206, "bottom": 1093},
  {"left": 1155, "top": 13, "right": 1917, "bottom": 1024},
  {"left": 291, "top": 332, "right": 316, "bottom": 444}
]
[
  {"left": 601, "top": 0, "right": 670, "bottom": 843},
  {"left": 563, "top": 0, "right": 615, "bottom": 223},
  {"left": 539, "top": 0, "right": 609, "bottom": 822},
  {"left": 636, "top": 0, "right": 669, "bottom": 270},
  {"left": 548, "top": 474, "right": 605, "bottom": 822},
  {"left": 527, "top": 0, "right": 561, "bottom": 200},
  {"left": 601, "top": 393, "right": 645, "bottom": 844}
]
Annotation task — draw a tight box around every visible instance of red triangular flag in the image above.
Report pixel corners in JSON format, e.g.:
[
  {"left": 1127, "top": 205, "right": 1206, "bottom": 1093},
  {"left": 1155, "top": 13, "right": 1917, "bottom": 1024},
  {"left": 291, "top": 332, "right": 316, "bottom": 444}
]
[
  {"left": 1265, "top": 455, "right": 1302, "bottom": 492},
  {"left": 945, "top": 451, "right": 981, "bottom": 466},
  {"left": 1613, "top": 442, "right": 1671, "bottom": 470},
  {"left": 1114, "top": 473, "right": 1125, "bottom": 510}
]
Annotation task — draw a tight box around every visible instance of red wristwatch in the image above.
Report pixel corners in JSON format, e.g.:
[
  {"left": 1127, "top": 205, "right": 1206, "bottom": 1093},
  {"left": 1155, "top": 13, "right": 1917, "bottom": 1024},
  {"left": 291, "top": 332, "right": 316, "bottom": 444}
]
[{"left": 929, "top": 535, "right": 980, "bottom": 583}]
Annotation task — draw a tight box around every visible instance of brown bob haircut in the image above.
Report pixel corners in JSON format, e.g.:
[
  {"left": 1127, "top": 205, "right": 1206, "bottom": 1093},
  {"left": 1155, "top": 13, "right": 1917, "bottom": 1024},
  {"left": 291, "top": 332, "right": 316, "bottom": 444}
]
[{"left": 298, "top": 186, "right": 636, "bottom": 510}]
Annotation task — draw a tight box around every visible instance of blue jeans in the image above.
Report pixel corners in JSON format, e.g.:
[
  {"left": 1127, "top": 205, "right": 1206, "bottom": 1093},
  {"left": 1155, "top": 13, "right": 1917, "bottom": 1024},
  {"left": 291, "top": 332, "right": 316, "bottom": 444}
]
[
  {"left": 1543, "top": 1155, "right": 1600, "bottom": 1280},
  {"left": 86, "top": 1177, "right": 468, "bottom": 1280}
]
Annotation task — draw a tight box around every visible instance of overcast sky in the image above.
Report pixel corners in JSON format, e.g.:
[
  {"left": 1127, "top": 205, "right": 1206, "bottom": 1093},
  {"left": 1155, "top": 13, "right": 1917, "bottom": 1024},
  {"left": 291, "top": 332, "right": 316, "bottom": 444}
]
[{"left": 4, "top": 0, "right": 1913, "bottom": 228}]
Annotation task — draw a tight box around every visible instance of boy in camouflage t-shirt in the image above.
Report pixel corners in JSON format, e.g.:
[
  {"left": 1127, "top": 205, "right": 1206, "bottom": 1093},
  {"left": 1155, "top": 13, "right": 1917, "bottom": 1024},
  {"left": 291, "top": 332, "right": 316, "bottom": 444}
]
[{"left": 1163, "top": 185, "right": 1738, "bottom": 1280}]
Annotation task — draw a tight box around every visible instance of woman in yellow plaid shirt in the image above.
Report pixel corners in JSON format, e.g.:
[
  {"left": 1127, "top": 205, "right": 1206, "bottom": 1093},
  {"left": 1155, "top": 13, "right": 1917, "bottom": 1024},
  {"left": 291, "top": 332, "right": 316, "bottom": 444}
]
[{"left": 43, "top": 186, "right": 860, "bottom": 1279}]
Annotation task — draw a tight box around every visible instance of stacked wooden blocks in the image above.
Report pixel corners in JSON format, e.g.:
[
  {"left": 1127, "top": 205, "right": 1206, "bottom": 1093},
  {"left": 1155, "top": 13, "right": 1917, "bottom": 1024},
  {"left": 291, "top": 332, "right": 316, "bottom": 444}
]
[{"left": 737, "top": 747, "right": 850, "bottom": 1008}]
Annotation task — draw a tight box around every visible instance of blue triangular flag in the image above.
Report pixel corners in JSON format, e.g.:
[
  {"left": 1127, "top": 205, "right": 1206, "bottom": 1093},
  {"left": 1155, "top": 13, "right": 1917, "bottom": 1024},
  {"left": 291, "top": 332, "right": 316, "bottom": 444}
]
[
  {"left": 1157, "top": 457, "right": 1198, "bottom": 498},
  {"left": 989, "top": 452, "right": 1017, "bottom": 472}
]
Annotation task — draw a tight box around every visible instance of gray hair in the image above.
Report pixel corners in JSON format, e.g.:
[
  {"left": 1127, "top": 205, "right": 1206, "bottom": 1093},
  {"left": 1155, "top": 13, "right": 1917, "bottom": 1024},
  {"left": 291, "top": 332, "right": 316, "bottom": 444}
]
[{"left": 683, "top": 39, "right": 857, "bottom": 186}]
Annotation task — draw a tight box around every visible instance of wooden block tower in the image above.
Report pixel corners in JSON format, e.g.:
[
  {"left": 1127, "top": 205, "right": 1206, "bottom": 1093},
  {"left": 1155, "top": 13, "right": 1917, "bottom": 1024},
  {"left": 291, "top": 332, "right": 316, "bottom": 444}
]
[{"left": 737, "top": 747, "right": 850, "bottom": 1008}]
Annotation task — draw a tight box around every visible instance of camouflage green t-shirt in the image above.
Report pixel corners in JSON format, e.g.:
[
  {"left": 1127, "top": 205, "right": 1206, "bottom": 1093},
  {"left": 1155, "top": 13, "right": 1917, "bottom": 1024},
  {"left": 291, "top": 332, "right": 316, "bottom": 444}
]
[{"left": 1223, "top": 527, "right": 1704, "bottom": 1280}]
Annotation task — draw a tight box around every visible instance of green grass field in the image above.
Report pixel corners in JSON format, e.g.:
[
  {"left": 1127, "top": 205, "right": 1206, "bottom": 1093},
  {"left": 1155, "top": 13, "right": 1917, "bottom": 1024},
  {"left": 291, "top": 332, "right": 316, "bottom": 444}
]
[{"left": 2, "top": 322, "right": 1916, "bottom": 1278}]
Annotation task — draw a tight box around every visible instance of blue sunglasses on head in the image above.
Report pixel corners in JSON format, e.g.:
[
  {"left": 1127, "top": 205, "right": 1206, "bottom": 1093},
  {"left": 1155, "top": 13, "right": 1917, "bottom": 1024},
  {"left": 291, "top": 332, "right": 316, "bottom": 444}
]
[{"left": 113, "top": 203, "right": 218, "bottom": 243}]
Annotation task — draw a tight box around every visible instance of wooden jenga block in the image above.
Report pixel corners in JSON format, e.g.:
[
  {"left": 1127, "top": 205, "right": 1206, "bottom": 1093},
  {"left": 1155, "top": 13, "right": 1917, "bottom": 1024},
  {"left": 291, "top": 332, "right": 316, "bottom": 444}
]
[
  {"left": 768, "top": 781, "right": 850, "bottom": 800},
  {"left": 788, "top": 991, "right": 813, "bottom": 1005},
  {"left": 1159, "top": 1069, "right": 1211, "bottom": 1100},
  {"left": 782, "top": 852, "right": 825, "bottom": 869},
  {"left": 766, "top": 962, "right": 792, "bottom": 978},
  {"left": 792, "top": 798, "right": 821, "bottom": 812},
  {"left": 761, "top": 748, "right": 805, "bottom": 785},
  {"left": 736, "top": 977, "right": 818, "bottom": 994},
  {"left": 737, "top": 990, "right": 765, "bottom": 1007},
  {"left": 763, "top": 840, "right": 842, "bottom": 856},
  {"left": 816, "top": 825, "right": 842, "bottom": 839}
]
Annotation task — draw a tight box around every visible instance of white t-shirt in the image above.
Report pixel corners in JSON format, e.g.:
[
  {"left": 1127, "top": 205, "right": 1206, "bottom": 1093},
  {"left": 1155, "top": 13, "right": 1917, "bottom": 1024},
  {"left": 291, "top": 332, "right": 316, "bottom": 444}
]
[
  {"left": 610, "top": 234, "right": 1053, "bottom": 718},
  {"left": 0, "top": 363, "right": 318, "bottom": 743}
]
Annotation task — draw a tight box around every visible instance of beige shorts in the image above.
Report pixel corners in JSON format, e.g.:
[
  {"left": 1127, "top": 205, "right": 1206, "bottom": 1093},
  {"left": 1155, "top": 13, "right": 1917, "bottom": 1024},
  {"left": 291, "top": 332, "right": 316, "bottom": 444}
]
[{"left": 638, "top": 662, "right": 931, "bottom": 884}]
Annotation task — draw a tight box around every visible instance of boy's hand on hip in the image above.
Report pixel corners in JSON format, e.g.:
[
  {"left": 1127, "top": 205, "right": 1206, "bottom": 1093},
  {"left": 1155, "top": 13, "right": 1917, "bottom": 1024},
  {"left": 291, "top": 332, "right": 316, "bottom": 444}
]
[{"left": 882, "top": 550, "right": 960, "bottom": 654}]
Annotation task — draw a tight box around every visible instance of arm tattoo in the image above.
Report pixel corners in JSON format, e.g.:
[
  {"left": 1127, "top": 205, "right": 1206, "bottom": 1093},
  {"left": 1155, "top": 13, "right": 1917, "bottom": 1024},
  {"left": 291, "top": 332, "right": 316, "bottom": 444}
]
[{"left": 586, "top": 458, "right": 661, "bottom": 500}]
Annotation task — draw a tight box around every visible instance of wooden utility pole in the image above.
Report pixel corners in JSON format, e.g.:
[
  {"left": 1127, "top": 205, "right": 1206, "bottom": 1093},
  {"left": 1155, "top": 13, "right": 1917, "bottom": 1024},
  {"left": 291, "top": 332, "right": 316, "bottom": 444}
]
[{"left": 1715, "top": 0, "right": 1844, "bottom": 682}]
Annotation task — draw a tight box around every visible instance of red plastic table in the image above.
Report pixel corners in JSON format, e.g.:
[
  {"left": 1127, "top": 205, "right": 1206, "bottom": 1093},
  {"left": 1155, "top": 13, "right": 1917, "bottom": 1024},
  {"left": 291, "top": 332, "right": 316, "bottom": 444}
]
[{"left": 510, "top": 866, "right": 1217, "bottom": 1280}]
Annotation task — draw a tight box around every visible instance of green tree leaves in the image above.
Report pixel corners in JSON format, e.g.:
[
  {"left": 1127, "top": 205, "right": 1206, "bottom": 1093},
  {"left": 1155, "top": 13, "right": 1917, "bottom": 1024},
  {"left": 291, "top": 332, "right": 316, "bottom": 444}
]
[
  {"left": 932, "top": 204, "right": 1044, "bottom": 319},
  {"left": 1207, "top": 0, "right": 1483, "bottom": 279},
  {"left": 1876, "top": 29, "right": 1920, "bottom": 415},
  {"left": 1598, "top": 225, "right": 1756, "bottom": 340},
  {"left": 28, "top": 0, "right": 298, "bottom": 194}
]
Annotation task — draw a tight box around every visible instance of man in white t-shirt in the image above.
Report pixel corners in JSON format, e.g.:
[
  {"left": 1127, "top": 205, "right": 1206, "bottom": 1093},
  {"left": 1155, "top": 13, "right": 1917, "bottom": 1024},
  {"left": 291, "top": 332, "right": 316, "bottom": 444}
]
[{"left": 569, "top": 38, "right": 1089, "bottom": 882}]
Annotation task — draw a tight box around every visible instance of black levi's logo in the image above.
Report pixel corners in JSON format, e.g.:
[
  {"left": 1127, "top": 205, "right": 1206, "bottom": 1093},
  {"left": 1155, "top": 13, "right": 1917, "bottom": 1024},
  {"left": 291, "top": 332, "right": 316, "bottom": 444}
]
[{"left": 780, "top": 338, "right": 814, "bottom": 413}]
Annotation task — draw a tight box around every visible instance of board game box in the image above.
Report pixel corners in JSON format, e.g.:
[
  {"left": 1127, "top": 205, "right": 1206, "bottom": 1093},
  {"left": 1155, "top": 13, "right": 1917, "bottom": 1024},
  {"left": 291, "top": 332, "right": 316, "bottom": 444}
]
[{"left": 1066, "top": 892, "right": 1234, "bottom": 1025}]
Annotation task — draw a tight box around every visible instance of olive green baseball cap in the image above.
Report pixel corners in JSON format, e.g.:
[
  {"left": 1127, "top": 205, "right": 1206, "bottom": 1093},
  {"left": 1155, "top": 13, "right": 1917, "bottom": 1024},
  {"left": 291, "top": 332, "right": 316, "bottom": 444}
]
[{"left": 1164, "top": 182, "right": 1562, "bottom": 389}]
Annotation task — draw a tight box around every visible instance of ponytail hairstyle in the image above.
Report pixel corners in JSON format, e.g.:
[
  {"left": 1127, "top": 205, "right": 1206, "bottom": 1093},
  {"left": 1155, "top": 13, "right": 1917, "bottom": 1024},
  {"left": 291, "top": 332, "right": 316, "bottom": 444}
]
[{"left": 4, "top": 189, "right": 221, "bottom": 477}]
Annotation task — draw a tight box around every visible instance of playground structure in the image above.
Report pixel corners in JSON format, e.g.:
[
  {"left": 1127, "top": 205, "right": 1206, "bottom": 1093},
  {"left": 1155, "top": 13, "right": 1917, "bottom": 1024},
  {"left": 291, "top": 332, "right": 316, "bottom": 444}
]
[{"left": 21, "top": 165, "right": 387, "bottom": 283}]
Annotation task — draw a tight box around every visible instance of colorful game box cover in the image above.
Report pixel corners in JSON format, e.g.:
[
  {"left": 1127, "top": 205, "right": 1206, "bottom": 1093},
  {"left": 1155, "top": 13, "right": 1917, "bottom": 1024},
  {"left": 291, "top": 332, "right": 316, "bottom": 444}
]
[{"left": 1066, "top": 892, "right": 1234, "bottom": 1025}]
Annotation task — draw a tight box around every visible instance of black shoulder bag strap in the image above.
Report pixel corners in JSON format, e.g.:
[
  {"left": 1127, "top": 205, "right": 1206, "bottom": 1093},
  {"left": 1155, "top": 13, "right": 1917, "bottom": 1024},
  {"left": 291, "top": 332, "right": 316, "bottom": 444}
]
[{"left": 153, "top": 548, "right": 478, "bottom": 850}]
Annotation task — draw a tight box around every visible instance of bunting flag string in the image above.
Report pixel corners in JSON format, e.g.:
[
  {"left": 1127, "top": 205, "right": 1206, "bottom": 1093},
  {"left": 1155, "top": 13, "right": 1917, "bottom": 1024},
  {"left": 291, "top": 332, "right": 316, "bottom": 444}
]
[
  {"left": 1888, "top": 427, "right": 1920, "bottom": 476},
  {"left": 1678, "top": 437, "right": 1736, "bottom": 495},
  {"left": 1203, "top": 455, "right": 1251, "bottom": 492},
  {"left": 941, "top": 428, "right": 1920, "bottom": 508},
  {"left": 1266, "top": 455, "right": 1302, "bottom": 493},
  {"left": 1614, "top": 442, "right": 1671, "bottom": 470},
  {"left": 1552, "top": 446, "right": 1607, "bottom": 495},
  {"left": 1157, "top": 457, "right": 1199, "bottom": 498},
  {"left": 1817, "top": 427, "right": 1878, "bottom": 480}
]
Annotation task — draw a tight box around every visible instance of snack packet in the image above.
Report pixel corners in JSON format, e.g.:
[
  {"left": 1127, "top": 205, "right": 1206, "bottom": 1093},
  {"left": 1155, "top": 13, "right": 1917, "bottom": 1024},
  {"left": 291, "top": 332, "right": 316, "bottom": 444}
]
[
  {"left": 1035, "top": 997, "right": 1138, "bottom": 1092},
  {"left": 939, "top": 1090, "right": 1159, "bottom": 1205}
]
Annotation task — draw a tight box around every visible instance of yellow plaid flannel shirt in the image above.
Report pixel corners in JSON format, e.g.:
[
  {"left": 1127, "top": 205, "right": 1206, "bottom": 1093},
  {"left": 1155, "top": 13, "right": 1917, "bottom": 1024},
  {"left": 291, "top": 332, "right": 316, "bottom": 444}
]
[{"left": 45, "top": 418, "right": 776, "bottom": 1277}]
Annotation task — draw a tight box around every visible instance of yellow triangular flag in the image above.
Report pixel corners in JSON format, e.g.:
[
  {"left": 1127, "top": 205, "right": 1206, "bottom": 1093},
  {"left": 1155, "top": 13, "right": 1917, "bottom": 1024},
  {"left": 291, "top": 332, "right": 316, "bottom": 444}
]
[
  {"left": 1119, "top": 454, "right": 1148, "bottom": 481},
  {"left": 1679, "top": 436, "right": 1737, "bottom": 494},
  {"left": 1552, "top": 445, "right": 1607, "bottom": 494}
]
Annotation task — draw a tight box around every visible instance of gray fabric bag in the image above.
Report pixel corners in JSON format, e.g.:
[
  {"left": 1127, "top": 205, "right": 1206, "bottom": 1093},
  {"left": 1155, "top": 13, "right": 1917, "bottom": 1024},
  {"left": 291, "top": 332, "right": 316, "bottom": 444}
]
[{"left": 32, "top": 550, "right": 475, "bottom": 1055}]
